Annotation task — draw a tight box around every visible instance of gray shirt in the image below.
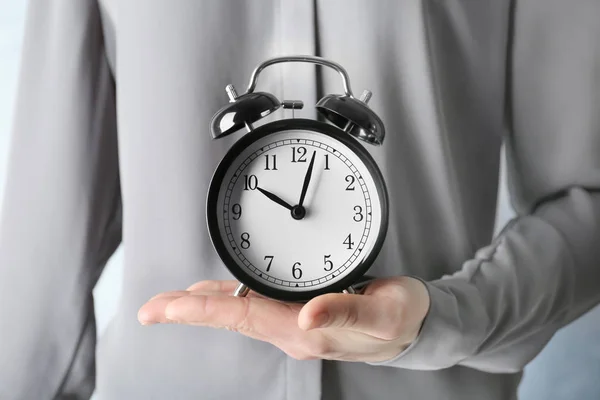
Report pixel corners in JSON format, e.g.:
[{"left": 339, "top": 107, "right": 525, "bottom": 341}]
[{"left": 1, "top": 1, "right": 599, "bottom": 399}]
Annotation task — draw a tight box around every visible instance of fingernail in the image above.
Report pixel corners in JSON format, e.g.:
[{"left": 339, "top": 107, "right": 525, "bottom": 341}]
[
  {"left": 138, "top": 317, "right": 154, "bottom": 325},
  {"left": 137, "top": 310, "right": 156, "bottom": 326}
]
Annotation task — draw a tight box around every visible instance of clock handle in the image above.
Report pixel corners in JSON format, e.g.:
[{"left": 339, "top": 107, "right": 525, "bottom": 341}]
[
  {"left": 244, "top": 55, "right": 385, "bottom": 146},
  {"left": 211, "top": 55, "right": 385, "bottom": 145},
  {"left": 245, "top": 55, "right": 355, "bottom": 98}
]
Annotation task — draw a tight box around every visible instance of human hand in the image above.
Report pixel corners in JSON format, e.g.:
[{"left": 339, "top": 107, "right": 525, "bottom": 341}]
[{"left": 137, "top": 276, "right": 430, "bottom": 363}]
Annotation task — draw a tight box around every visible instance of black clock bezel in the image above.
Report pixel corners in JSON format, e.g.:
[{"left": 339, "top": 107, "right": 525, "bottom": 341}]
[{"left": 206, "top": 118, "right": 389, "bottom": 302}]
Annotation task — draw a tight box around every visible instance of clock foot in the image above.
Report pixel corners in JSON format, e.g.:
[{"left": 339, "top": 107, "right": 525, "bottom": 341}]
[
  {"left": 342, "top": 286, "right": 357, "bottom": 294},
  {"left": 233, "top": 282, "right": 250, "bottom": 297},
  {"left": 343, "top": 275, "right": 376, "bottom": 295}
]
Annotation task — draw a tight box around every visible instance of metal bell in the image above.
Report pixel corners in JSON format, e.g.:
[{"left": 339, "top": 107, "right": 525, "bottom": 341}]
[
  {"left": 210, "top": 84, "right": 281, "bottom": 139},
  {"left": 316, "top": 90, "right": 385, "bottom": 145}
]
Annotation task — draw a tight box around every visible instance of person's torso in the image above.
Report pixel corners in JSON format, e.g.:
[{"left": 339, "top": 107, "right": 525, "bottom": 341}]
[{"left": 93, "top": 1, "right": 515, "bottom": 399}]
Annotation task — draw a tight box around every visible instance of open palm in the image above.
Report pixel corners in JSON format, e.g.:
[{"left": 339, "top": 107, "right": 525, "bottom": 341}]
[{"left": 138, "top": 277, "right": 430, "bottom": 363}]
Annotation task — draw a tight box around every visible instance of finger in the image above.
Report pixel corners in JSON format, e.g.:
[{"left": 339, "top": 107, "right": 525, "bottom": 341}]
[
  {"left": 147, "top": 288, "right": 231, "bottom": 302},
  {"left": 298, "top": 292, "right": 403, "bottom": 340},
  {"left": 149, "top": 290, "right": 191, "bottom": 301},
  {"left": 164, "top": 294, "right": 301, "bottom": 344},
  {"left": 163, "top": 295, "right": 352, "bottom": 361},
  {"left": 139, "top": 290, "right": 228, "bottom": 325},
  {"left": 186, "top": 280, "right": 267, "bottom": 299},
  {"left": 186, "top": 280, "right": 239, "bottom": 293},
  {"left": 138, "top": 295, "right": 182, "bottom": 325}
]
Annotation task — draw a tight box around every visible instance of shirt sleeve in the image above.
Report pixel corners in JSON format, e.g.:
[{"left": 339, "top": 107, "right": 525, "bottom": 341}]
[
  {"left": 0, "top": 1, "right": 121, "bottom": 398},
  {"left": 369, "top": 0, "right": 600, "bottom": 373}
]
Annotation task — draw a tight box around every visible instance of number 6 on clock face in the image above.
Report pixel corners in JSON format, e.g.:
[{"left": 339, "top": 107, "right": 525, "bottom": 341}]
[{"left": 207, "top": 119, "right": 389, "bottom": 302}]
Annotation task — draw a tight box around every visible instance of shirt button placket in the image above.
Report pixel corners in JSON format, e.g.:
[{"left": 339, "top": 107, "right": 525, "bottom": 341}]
[{"left": 278, "top": 2, "right": 322, "bottom": 400}]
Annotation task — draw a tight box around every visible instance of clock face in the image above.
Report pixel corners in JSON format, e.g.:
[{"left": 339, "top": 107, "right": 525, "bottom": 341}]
[{"left": 207, "top": 120, "right": 388, "bottom": 301}]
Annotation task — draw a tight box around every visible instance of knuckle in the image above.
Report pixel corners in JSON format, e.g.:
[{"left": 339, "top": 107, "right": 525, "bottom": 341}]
[
  {"left": 387, "top": 282, "right": 412, "bottom": 303},
  {"left": 378, "top": 302, "right": 407, "bottom": 340},
  {"left": 198, "top": 294, "right": 213, "bottom": 317},
  {"left": 332, "top": 307, "right": 358, "bottom": 329},
  {"left": 232, "top": 298, "right": 253, "bottom": 332}
]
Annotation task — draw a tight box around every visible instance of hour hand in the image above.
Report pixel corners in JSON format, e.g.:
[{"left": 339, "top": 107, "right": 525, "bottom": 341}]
[{"left": 257, "top": 186, "right": 294, "bottom": 211}]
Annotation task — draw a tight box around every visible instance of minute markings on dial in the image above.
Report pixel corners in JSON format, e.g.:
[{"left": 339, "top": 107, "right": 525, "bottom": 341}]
[{"left": 222, "top": 138, "right": 373, "bottom": 287}]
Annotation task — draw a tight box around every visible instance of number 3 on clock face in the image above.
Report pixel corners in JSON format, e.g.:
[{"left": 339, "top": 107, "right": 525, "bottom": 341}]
[{"left": 207, "top": 119, "right": 389, "bottom": 302}]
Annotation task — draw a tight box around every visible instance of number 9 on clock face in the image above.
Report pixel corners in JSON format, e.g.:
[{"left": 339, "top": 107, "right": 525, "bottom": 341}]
[{"left": 207, "top": 119, "right": 389, "bottom": 302}]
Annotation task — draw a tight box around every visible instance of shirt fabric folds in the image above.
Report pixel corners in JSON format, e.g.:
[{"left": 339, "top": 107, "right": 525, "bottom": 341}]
[{"left": 1, "top": 1, "right": 599, "bottom": 399}]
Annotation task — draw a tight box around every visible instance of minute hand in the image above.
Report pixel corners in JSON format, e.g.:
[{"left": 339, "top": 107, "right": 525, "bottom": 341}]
[{"left": 298, "top": 151, "right": 317, "bottom": 207}]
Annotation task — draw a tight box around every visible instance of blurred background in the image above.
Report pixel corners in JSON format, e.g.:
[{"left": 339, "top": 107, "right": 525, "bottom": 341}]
[{"left": 1, "top": 1, "right": 599, "bottom": 399}]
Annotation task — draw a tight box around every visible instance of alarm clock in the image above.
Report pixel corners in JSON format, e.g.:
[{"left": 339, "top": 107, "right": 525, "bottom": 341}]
[{"left": 207, "top": 55, "right": 389, "bottom": 302}]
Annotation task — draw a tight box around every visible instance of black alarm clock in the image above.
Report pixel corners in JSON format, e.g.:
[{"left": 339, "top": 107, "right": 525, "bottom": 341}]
[{"left": 206, "top": 55, "right": 389, "bottom": 302}]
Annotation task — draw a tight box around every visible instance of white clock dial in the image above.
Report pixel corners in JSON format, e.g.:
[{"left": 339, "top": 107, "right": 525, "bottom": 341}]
[{"left": 214, "top": 128, "right": 384, "bottom": 292}]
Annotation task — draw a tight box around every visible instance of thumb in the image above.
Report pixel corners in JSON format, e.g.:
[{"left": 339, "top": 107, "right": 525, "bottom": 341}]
[{"left": 298, "top": 291, "right": 403, "bottom": 339}]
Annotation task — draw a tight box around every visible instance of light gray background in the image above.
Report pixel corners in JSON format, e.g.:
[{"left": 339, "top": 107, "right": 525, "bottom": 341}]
[{"left": 1, "top": 1, "right": 598, "bottom": 398}]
